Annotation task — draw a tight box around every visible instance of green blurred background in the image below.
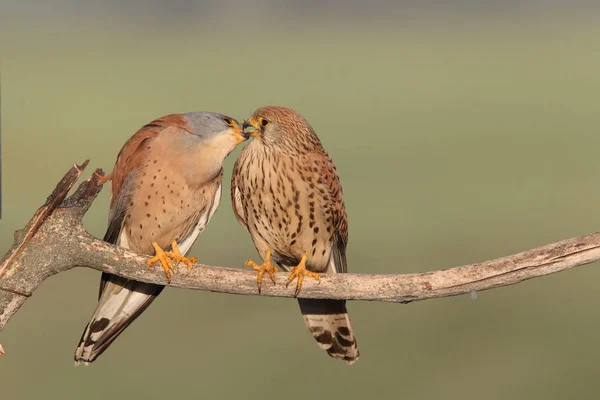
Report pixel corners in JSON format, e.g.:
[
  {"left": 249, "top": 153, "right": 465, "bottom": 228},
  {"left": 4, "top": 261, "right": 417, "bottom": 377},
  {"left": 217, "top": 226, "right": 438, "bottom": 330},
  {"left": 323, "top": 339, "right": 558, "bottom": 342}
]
[{"left": 2, "top": 2, "right": 600, "bottom": 399}]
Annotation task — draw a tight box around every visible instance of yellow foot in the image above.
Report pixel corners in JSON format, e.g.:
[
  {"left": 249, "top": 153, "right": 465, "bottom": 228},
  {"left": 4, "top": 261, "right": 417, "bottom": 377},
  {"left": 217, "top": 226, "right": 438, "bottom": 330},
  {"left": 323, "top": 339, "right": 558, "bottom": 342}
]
[
  {"left": 147, "top": 241, "right": 197, "bottom": 282},
  {"left": 286, "top": 254, "right": 320, "bottom": 297},
  {"left": 167, "top": 241, "right": 197, "bottom": 272},
  {"left": 245, "top": 250, "right": 279, "bottom": 294}
]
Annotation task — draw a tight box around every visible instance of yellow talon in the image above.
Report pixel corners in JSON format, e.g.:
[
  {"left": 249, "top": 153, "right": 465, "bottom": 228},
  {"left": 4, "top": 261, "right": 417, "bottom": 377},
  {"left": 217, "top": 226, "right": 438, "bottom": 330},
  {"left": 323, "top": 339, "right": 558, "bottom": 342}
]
[
  {"left": 286, "top": 254, "right": 320, "bottom": 297},
  {"left": 147, "top": 241, "right": 197, "bottom": 282},
  {"left": 167, "top": 241, "right": 197, "bottom": 272},
  {"left": 147, "top": 242, "right": 174, "bottom": 281},
  {"left": 245, "top": 250, "right": 279, "bottom": 294}
]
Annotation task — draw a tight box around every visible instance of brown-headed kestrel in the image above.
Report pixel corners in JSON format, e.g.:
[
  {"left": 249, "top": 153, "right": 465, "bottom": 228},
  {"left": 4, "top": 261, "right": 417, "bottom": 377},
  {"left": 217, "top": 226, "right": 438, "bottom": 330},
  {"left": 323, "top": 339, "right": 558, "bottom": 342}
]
[
  {"left": 231, "top": 106, "right": 359, "bottom": 364},
  {"left": 74, "top": 112, "right": 247, "bottom": 364}
]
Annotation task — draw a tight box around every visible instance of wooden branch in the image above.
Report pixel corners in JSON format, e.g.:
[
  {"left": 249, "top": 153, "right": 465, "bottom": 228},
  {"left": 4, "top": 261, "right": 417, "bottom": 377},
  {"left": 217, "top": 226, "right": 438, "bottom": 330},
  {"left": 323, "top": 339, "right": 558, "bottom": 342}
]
[{"left": 2, "top": 162, "right": 600, "bottom": 338}]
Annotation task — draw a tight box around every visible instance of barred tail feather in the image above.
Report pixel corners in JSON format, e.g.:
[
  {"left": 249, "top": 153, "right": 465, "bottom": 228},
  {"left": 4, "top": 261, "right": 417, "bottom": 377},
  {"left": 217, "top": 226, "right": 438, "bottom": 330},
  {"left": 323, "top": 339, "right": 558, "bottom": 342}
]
[
  {"left": 74, "top": 274, "right": 163, "bottom": 364},
  {"left": 298, "top": 298, "right": 359, "bottom": 365}
]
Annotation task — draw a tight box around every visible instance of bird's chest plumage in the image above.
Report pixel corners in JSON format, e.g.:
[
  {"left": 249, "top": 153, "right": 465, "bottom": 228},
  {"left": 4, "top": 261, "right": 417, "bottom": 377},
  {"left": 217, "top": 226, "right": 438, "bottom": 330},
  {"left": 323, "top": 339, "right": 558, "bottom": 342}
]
[
  {"left": 122, "top": 148, "right": 220, "bottom": 255},
  {"left": 236, "top": 145, "right": 333, "bottom": 271}
]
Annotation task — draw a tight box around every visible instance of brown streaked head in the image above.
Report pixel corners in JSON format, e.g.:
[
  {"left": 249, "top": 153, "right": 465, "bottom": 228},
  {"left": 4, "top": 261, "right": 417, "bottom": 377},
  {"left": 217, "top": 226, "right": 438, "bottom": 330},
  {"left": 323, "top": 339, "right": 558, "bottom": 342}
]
[{"left": 242, "top": 106, "right": 317, "bottom": 144}]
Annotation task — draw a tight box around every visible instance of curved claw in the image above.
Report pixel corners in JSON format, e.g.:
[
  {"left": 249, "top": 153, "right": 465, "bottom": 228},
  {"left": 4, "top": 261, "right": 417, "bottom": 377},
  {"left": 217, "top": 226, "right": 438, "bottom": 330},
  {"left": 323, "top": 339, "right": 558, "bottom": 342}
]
[
  {"left": 245, "top": 250, "right": 279, "bottom": 294},
  {"left": 147, "top": 241, "right": 197, "bottom": 282},
  {"left": 285, "top": 254, "right": 320, "bottom": 297},
  {"left": 167, "top": 242, "right": 197, "bottom": 272}
]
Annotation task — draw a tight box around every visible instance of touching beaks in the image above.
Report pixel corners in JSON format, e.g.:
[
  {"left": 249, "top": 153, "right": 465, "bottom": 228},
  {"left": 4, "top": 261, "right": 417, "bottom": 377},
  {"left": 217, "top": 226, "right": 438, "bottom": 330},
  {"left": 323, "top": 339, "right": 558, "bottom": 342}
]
[
  {"left": 230, "top": 122, "right": 249, "bottom": 144},
  {"left": 242, "top": 117, "right": 260, "bottom": 137}
]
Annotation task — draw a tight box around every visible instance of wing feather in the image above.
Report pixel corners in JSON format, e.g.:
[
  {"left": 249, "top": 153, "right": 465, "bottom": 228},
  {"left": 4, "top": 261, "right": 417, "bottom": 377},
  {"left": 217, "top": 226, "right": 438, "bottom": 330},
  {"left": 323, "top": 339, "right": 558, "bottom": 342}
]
[
  {"left": 312, "top": 150, "right": 348, "bottom": 273},
  {"left": 230, "top": 157, "right": 249, "bottom": 231}
]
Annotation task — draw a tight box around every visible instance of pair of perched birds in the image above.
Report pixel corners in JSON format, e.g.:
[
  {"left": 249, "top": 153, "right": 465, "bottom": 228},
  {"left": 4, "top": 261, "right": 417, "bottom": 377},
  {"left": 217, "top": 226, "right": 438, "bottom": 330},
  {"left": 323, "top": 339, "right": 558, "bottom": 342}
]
[{"left": 74, "top": 106, "right": 359, "bottom": 365}]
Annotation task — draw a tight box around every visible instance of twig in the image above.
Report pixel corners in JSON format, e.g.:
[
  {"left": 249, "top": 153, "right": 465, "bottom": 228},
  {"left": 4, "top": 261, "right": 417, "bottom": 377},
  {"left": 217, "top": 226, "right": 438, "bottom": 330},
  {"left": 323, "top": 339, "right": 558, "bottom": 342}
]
[{"left": 1, "top": 161, "right": 599, "bottom": 337}]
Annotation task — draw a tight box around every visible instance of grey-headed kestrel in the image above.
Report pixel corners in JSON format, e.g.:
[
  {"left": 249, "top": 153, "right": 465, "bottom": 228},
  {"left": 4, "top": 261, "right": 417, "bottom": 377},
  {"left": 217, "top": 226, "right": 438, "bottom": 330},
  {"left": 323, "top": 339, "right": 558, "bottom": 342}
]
[
  {"left": 74, "top": 112, "right": 247, "bottom": 364},
  {"left": 231, "top": 106, "right": 359, "bottom": 364}
]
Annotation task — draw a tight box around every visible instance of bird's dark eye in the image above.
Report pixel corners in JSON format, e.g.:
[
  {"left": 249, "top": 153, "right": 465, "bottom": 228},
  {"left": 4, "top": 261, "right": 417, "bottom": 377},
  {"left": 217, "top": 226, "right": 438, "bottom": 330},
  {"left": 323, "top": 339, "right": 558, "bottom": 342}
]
[
  {"left": 223, "top": 118, "right": 234, "bottom": 126},
  {"left": 260, "top": 117, "right": 269, "bottom": 127}
]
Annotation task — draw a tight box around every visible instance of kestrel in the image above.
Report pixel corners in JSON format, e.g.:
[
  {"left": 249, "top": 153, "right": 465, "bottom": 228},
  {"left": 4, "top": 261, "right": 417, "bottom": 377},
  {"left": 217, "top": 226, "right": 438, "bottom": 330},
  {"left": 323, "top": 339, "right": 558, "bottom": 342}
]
[
  {"left": 74, "top": 112, "right": 247, "bottom": 364},
  {"left": 231, "top": 106, "right": 359, "bottom": 364}
]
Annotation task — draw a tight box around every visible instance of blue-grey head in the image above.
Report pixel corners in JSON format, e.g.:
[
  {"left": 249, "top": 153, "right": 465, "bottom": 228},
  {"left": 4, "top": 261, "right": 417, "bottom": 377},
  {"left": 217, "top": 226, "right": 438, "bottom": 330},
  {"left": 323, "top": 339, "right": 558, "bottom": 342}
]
[
  {"left": 181, "top": 111, "right": 249, "bottom": 161},
  {"left": 184, "top": 112, "right": 248, "bottom": 143}
]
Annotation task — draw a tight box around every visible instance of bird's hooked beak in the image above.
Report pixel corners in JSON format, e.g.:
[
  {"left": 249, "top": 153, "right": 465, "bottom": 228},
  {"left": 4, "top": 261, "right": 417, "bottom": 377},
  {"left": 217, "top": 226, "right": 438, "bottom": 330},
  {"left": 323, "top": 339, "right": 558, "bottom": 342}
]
[
  {"left": 242, "top": 117, "right": 261, "bottom": 137},
  {"left": 231, "top": 121, "right": 249, "bottom": 144}
]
